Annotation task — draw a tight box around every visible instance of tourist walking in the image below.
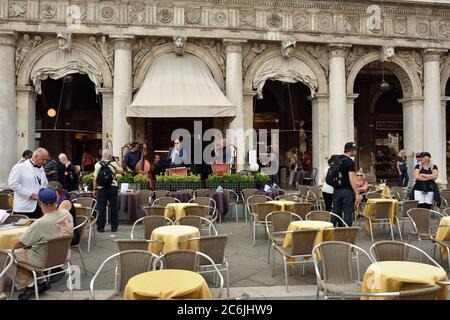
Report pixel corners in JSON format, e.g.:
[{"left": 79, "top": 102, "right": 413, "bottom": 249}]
[
  {"left": 320, "top": 155, "right": 339, "bottom": 212},
  {"left": 396, "top": 149, "right": 409, "bottom": 187}
]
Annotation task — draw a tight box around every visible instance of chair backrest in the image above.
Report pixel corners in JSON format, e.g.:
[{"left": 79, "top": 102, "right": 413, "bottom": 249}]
[
  {"left": 274, "top": 194, "right": 301, "bottom": 202},
  {"left": 142, "top": 206, "right": 166, "bottom": 216},
  {"left": 137, "top": 189, "right": 152, "bottom": 207},
  {"left": 267, "top": 211, "right": 301, "bottom": 234},
  {"left": 444, "top": 207, "right": 450, "bottom": 216},
  {"left": 131, "top": 216, "right": 173, "bottom": 239},
  {"left": 75, "top": 207, "right": 93, "bottom": 219},
  {"left": 115, "top": 239, "right": 161, "bottom": 252},
  {"left": 400, "top": 200, "right": 419, "bottom": 218},
  {"left": 440, "top": 190, "right": 450, "bottom": 204},
  {"left": 291, "top": 229, "right": 319, "bottom": 256},
  {"left": 397, "top": 284, "right": 441, "bottom": 300},
  {"left": 43, "top": 236, "right": 73, "bottom": 269},
  {"left": 223, "top": 189, "right": 239, "bottom": 205},
  {"left": 153, "top": 197, "right": 180, "bottom": 206},
  {"left": 0, "top": 250, "right": 14, "bottom": 279},
  {"left": 190, "top": 197, "right": 215, "bottom": 208},
  {"left": 0, "top": 194, "right": 11, "bottom": 210},
  {"left": 178, "top": 189, "right": 195, "bottom": 198},
  {"left": 366, "top": 192, "right": 382, "bottom": 199},
  {"left": 3, "top": 214, "right": 29, "bottom": 224},
  {"left": 195, "top": 189, "right": 210, "bottom": 197},
  {"left": 185, "top": 205, "right": 210, "bottom": 218},
  {"left": 253, "top": 203, "right": 282, "bottom": 222},
  {"left": 242, "top": 188, "right": 258, "bottom": 201},
  {"left": 297, "top": 185, "right": 310, "bottom": 198},
  {"left": 180, "top": 235, "right": 228, "bottom": 265},
  {"left": 391, "top": 187, "right": 407, "bottom": 200},
  {"left": 74, "top": 216, "right": 89, "bottom": 239},
  {"left": 370, "top": 201, "right": 393, "bottom": 220},
  {"left": 72, "top": 197, "right": 97, "bottom": 209},
  {"left": 285, "top": 203, "right": 313, "bottom": 220},
  {"left": 407, "top": 208, "right": 431, "bottom": 235},
  {"left": 246, "top": 195, "right": 270, "bottom": 214},
  {"left": 331, "top": 227, "right": 359, "bottom": 244},
  {"left": 370, "top": 240, "right": 407, "bottom": 261},
  {"left": 174, "top": 216, "right": 203, "bottom": 229},
  {"left": 154, "top": 190, "right": 170, "bottom": 199},
  {"left": 306, "top": 210, "right": 332, "bottom": 222},
  {"left": 307, "top": 186, "right": 322, "bottom": 202}
]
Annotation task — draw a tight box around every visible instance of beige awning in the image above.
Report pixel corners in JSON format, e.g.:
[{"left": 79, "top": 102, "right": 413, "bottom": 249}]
[{"left": 127, "top": 53, "right": 235, "bottom": 118}]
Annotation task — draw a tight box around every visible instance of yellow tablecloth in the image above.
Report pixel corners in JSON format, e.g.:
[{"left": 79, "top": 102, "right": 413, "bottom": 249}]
[
  {"left": 435, "top": 216, "right": 450, "bottom": 259},
  {"left": 164, "top": 203, "right": 199, "bottom": 220},
  {"left": 283, "top": 221, "right": 333, "bottom": 248},
  {"left": 363, "top": 199, "right": 398, "bottom": 232},
  {"left": 267, "top": 200, "right": 296, "bottom": 211},
  {"left": 150, "top": 225, "right": 200, "bottom": 254},
  {"left": 0, "top": 226, "right": 29, "bottom": 249},
  {"left": 361, "top": 261, "right": 448, "bottom": 300},
  {"left": 124, "top": 269, "right": 212, "bottom": 300},
  {"left": 375, "top": 186, "right": 391, "bottom": 198}
]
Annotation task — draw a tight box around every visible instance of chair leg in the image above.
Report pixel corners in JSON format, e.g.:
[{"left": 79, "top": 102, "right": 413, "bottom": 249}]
[
  {"left": 355, "top": 252, "right": 361, "bottom": 282},
  {"left": 272, "top": 246, "right": 276, "bottom": 277},
  {"left": 369, "top": 220, "right": 374, "bottom": 243},
  {"left": 68, "top": 264, "right": 73, "bottom": 300},
  {"left": 283, "top": 256, "right": 289, "bottom": 292},
  {"left": 316, "top": 286, "right": 320, "bottom": 300},
  {"left": 87, "top": 226, "right": 92, "bottom": 253},
  {"left": 301, "top": 262, "right": 306, "bottom": 276},
  {"left": 226, "top": 265, "right": 230, "bottom": 298},
  {"left": 77, "top": 247, "right": 87, "bottom": 275},
  {"left": 33, "top": 271, "right": 39, "bottom": 300},
  {"left": 267, "top": 238, "right": 271, "bottom": 264},
  {"left": 252, "top": 222, "right": 256, "bottom": 246},
  {"left": 10, "top": 272, "right": 16, "bottom": 298},
  {"left": 389, "top": 220, "right": 395, "bottom": 240},
  {"left": 396, "top": 217, "right": 403, "bottom": 241}
]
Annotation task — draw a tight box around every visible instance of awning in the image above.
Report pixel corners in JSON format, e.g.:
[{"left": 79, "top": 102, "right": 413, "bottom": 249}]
[{"left": 127, "top": 53, "right": 235, "bottom": 118}]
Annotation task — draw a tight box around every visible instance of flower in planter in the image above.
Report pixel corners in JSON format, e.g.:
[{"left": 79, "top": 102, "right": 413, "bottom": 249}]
[
  {"left": 133, "top": 174, "right": 149, "bottom": 189},
  {"left": 82, "top": 173, "right": 94, "bottom": 190}
]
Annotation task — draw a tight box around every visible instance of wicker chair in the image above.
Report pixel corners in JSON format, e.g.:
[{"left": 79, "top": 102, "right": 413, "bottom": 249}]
[
  {"left": 71, "top": 216, "right": 89, "bottom": 275},
  {"left": 297, "top": 185, "right": 310, "bottom": 199},
  {"left": 307, "top": 186, "right": 323, "bottom": 210},
  {"left": 152, "top": 190, "right": 170, "bottom": 200},
  {"left": 12, "top": 236, "right": 74, "bottom": 300},
  {"left": 272, "top": 229, "right": 319, "bottom": 292},
  {"left": 0, "top": 193, "right": 12, "bottom": 210},
  {"left": 195, "top": 189, "right": 210, "bottom": 197},
  {"left": 430, "top": 224, "right": 450, "bottom": 271},
  {"left": 312, "top": 241, "right": 375, "bottom": 299},
  {"left": 174, "top": 216, "right": 218, "bottom": 235},
  {"left": 223, "top": 189, "right": 239, "bottom": 222},
  {"left": 407, "top": 208, "right": 445, "bottom": 251},
  {"left": 241, "top": 188, "right": 258, "bottom": 222},
  {"left": 90, "top": 250, "right": 160, "bottom": 300},
  {"left": 360, "top": 201, "right": 397, "bottom": 242},
  {"left": 137, "top": 189, "right": 152, "bottom": 209},
  {"left": 369, "top": 240, "right": 444, "bottom": 269},
  {"left": 365, "top": 192, "right": 383, "bottom": 199},
  {"left": 265, "top": 211, "right": 301, "bottom": 264},
  {"left": 340, "top": 284, "right": 441, "bottom": 300},
  {"left": 130, "top": 216, "right": 173, "bottom": 240},
  {"left": 3, "top": 214, "right": 29, "bottom": 224},
  {"left": 74, "top": 206, "right": 97, "bottom": 253},
  {"left": 179, "top": 235, "right": 230, "bottom": 297},
  {"left": 177, "top": 189, "right": 195, "bottom": 199},
  {"left": 142, "top": 206, "right": 167, "bottom": 216},
  {"left": 246, "top": 195, "right": 272, "bottom": 223},
  {"left": 189, "top": 197, "right": 217, "bottom": 219},
  {"left": 72, "top": 197, "right": 97, "bottom": 211},
  {"left": 397, "top": 200, "right": 419, "bottom": 240},
  {"left": 285, "top": 202, "right": 313, "bottom": 220},
  {"left": 184, "top": 205, "right": 218, "bottom": 235},
  {"left": 0, "top": 250, "right": 14, "bottom": 300},
  {"left": 440, "top": 190, "right": 450, "bottom": 208},
  {"left": 153, "top": 197, "right": 180, "bottom": 206},
  {"left": 115, "top": 239, "right": 164, "bottom": 252},
  {"left": 274, "top": 194, "right": 302, "bottom": 202},
  {"left": 331, "top": 227, "right": 359, "bottom": 244},
  {"left": 155, "top": 250, "right": 224, "bottom": 298},
  {"left": 306, "top": 210, "right": 348, "bottom": 227},
  {"left": 251, "top": 203, "right": 282, "bottom": 245}
]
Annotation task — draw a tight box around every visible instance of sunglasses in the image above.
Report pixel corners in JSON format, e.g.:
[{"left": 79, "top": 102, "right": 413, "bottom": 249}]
[{"left": 357, "top": 174, "right": 363, "bottom": 176}]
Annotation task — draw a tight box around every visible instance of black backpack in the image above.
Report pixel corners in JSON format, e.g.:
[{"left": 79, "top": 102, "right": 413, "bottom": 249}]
[
  {"left": 325, "top": 157, "right": 344, "bottom": 189},
  {"left": 96, "top": 161, "right": 114, "bottom": 187}
]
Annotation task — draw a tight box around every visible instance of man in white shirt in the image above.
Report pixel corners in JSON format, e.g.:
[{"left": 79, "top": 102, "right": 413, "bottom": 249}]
[
  {"left": 8, "top": 148, "right": 49, "bottom": 218},
  {"left": 167, "top": 138, "right": 188, "bottom": 167}
]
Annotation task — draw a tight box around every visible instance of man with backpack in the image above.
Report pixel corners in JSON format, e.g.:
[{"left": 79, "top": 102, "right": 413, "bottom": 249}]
[
  {"left": 326, "top": 142, "right": 361, "bottom": 227},
  {"left": 93, "top": 149, "right": 123, "bottom": 232}
]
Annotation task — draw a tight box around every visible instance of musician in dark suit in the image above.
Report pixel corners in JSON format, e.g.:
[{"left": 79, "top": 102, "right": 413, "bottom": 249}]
[{"left": 123, "top": 141, "right": 142, "bottom": 174}]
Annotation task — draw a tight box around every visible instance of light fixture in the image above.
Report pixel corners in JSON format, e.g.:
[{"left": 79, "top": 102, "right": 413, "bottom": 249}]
[
  {"left": 378, "top": 64, "right": 391, "bottom": 92},
  {"left": 47, "top": 108, "right": 56, "bottom": 117}
]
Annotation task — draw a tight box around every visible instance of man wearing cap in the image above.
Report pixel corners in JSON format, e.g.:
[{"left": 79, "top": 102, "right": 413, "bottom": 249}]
[
  {"left": 11, "top": 187, "right": 73, "bottom": 300},
  {"left": 331, "top": 142, "right": 361, "bottom": 227}
]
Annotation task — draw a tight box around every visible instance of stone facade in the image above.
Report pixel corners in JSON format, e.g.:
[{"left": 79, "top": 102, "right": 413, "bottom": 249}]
[{"left": 1, "top": 0, "right": 450, "bottom": 185}]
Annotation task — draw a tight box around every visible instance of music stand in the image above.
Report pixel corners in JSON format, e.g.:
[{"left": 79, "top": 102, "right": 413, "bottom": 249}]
[{"left": 167, "top": 167, "right": 188, "bottom": 177}]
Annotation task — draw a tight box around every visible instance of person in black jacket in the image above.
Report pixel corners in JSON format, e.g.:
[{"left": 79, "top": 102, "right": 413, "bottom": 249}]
[
  {"left": 409, "top": 152, "right": 441, "bottom": 209},
  {"left": 57, "top": 153, "right": 79, "bottom": 192}
]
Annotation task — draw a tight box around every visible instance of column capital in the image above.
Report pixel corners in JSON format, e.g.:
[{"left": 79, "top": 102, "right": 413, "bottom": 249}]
[
  {"left": 0, "top": 31, "right": 16, "bottom": 47},
  {"left": 328, "top": 43, "right": 351, "bottom": 57},
  {"left": 423, "top": 48, "right": 447, "bottom": 62},
  {"left": 98, "top": 87, "right": 113, "bottom": 96},
  {"left": 346, "top": 93, "right": 359, "bottom": 101},
  {"left": 16, "top": 85, "right": 35, "bottom": 93},
  {"left": 223, "top": 39, "right": 246, "bottom": 54},
  {"left": 398, "top": 96, "right": 424, "bottom": 105},
  {"left": 308, "top": 93, "right": 329, "bottom": 103},
  {"left": 110, "top": 35, "right": 135, "bottom": 51}
]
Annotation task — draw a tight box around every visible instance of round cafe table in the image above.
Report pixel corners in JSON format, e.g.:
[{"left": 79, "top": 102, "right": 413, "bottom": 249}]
[
  {"left": 149, "top": 225, "right": 200, "bottom": 254},
  {"left": 361, "top": 261, "right": 448, "bottom": 300},
  {"left": 363, "top": 199, "right": 398, "bottom": 232},
  {"left": 435, "top": 216, "right": 450, "bottom": 259},
  {"left": 0, "top": 225, "right": 29, "bottom": 249},
  {"left": 282, "top": 220, "right": 333, "bottom": 248},
  {"left": 124, "top": 269, "right": 212, "bottom": 300},
  {"left": 267, "top": 200, "right": 296, "bottom": 211},
  {"left": 164, "top": 203, "right": 199, "bottom": 220}
]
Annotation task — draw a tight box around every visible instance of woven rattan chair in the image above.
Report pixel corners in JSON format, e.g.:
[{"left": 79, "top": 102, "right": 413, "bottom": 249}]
[
  {"left": 185, "top": 205, "right": 218, "bottom": 235},
  {"left": 251, "top": 203, "right": 282, "bottom": 245},
  {"left": 130, "top": 216, "right": 173, "bottom": 240},
  {"left": 72, "top": 197, "right": 97, "bottom": 211},
  {"left": 189, "top": 197, "right": 218, "bottom": 221},
  {"left": 0, "top": 193, "right": 12, "bottom": 210},
  {"left": 153, "top": 197, "right": 180, "bottom": 207},
  {"left": 285, "top": 202, "right": 312, "bottom": 220},
  {"left": 223, "top": 189, "right": 239, "bottom": 222},
  {"left": 366, "top": 192, "right": 383, "bottom": 199},
  {"left": 340, "top": 284, "right": 441, "bottom": 300},
  {"left": 137, "top": 189, "right": 152, "bottom": 209},
  {"left": 312, "top": 241, "right": 375, "bottom": 299},
  {"left": 241, "top": 189, "right": 258, "bottom": 223},
  {"left": 3, "top": 214, "right": 29, "bottom": 224},
  {"left": 331, "top": 227, "right": 359, "bottom": 244},
  {"left": 440, "top": 190, "right": 450, "bottom": 208},
  {"left": 407, "top": 208, "right": 445, "bottom": 251},
  {"left": 142, "top": 206, "right": 166, "bottom": 216},
  {"left": 152, "top": 190, "right": 170, "bottom": 200},
  {"left": 307, "top": 186, "right": 323, "bottom": 210},
  {"left": 195, "top": 189, "right": 210, "bottom": 197},
  {"left": 115, "top": 239, "right": 164, "bottom": 252},
  {"left": 265, "top": 211, "right": 301, "bottom": 264},
  {"left": 306, "top": 210, "right": 348, "bottom": 227},
  {"left": 174, "top": 216, "right": 218, "bottom": 235},
  {"left": 246, "top": 195, "right": 272, "bottom": 226},
  {"left": 0, "top": 250, "right": 14, "bottom": 300},
  {"left": 12, "top": 236, "right": 74, "bottom": 300},
  {"left": 179, "top": 235, "right": 230, "bottom": 297},
  {"left": 71, "top": 216, "right": 89, "bottom": 275},
  {"left": 274, "top": 194, "right": 302, "bottom": 202},
  {"left": 397, "top": 200, "right": 419, "bottom": 240},
  {"left": 361, "top": 201, "right": 397, "bottom": 242},
  {"left": 272, "top": 229, "right": 319, "bottom": 291},
  {"left": 90, "top": 250, "right": 160, "bottom": 300},
  {"left": 74, "top": 204, "right": 97, "bottom": 253},
  {"left": 297, "top": 185, "right": 310, "bottom": 199}
]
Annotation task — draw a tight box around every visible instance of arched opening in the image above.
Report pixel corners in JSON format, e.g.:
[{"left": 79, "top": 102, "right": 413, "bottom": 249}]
[
  {"left": 353, "top": 61, "right": 403, "bottom": 183},
  {"left": 36, "top": 73, "right": 102, "bottom": 164},
  {"left": 446, "top": 80, "right": 450, "bottom": 180},
  {"left": 253, "top": 80, "right": 312, "bottom": 186}
]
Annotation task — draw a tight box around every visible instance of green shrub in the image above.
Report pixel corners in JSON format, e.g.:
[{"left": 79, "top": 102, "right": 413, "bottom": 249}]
[
  {"left": 255, "top": 172, "right": 270, "bottom": 184},
  {"left": 117, "top": 173, "right": 134, "bottom": 184}
]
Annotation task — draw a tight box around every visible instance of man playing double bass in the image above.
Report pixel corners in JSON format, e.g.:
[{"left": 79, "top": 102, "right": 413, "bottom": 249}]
[{"left": 123, "top": 141, "right": 142, "bottom": 175}]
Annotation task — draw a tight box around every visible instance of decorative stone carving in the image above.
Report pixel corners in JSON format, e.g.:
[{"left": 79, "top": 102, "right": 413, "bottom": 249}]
[
  {"left": 318, "top": 14, "right": 333, "bottom": 32},
  {"left": 16, "top": 34, "right": 42, "bottom": 73},
  {"left": 345, "top": 46, "right": 370, "bottom": 76},
  {"left": 393, "top": 17, "right": 407, "bottom": 35},
  {"left": 213, "top": 11, "right": 227, "bottom": 26},
  {"left": 440, "top": 52, "right": 449, "bottom": 77},
  {"left": 281, "top": 40, "right": 296, "bottom": 58},
  {"left": 267, "top": 13, "right": 282, "bottom": 28},
  {"left": 305, "top": 44, "right": 329, "bottom": 77},
  {"left": 158, "top": 7, "right": 173, "bottom": 23},
  {"left": 88, "top": 35, "right": 114, "bottom": 73},
  {"left": 416, "top": 20, "right": 430, "bottom": 37},
  {"left": 367, "top": 5, "right": 382, "bottom": 33},
  {"left": 67, "top": 4, "right": 87, "bottom": 25},
  {"left": 185, "top": 8, "right": 201, "bottom": 25},
  {"left": 344, "top": 15, "right": 360, "bottom": 33},
  {"left": 380, "top": 46, "right": 395, "bottom": 62},
  {"left": 41, "top": 4, "right": 56, "bottom": 19},
  {"left": 438, "top": 21, "right": 450, "bottom": 38},
  {"left": 100, "top": 5, "right": 117, "bottom": 21},
  {"left": 398, "top": 50, "right": 423, "bottom": 83},
  {"left": 57, "top": 32, "right": 72, "bottom": 52},
  {"left": 129, "top": 2, "right": 146, "bottom": 24},
  {"left": 195, "top": 39, "right": 225, "bottom": 73},
  {"left": 240, "top": 11, "right": 256, "bottom": 27},
  {"left": 132, "top": 38, "right": 167, "bottom": 74},
  {"left": 173, "top": 36, "right": 186, "bottom": 56},
  {"left": 293, "top": 13, "right": 309, "bottom": 31},
  {"left": 9, "top": 1, "right": 27, "bottom": 18},
  {"left": 243, "top": 42, "right": 267, "bottom": 74}
]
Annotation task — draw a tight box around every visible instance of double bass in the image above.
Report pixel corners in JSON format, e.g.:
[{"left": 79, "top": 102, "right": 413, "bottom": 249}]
[{"left": 135, "top": 143, "right": 155, "bottom": 189}]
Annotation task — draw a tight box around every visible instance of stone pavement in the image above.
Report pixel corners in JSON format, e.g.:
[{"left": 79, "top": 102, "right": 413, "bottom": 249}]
[{"left": 6, "top": 203, "right": 450, "bottom": 300}]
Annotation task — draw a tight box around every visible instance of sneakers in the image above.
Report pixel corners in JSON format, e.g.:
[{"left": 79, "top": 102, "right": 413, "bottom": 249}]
[
  {"left": 111, "top": 228, "right": 118, "bottom": 232},
  {"left": 18, "top": 282, "right": 51, "bottom": 300}
]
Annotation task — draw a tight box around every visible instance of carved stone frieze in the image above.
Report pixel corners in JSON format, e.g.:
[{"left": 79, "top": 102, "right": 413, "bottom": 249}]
[
  {"left": 393, "top": 16, "right": 407, "bottom": 35},
  {"left": 132, "top": 38, "right": 167, "bottom": 74},
  {"left": 345, "top": 46, "right": 373, "bottom": 76},
  {"left": 416, "top": 20, "right": 430, "bottom": 37},
  {"left": 344, "top": 15, "right": 360, "bottom": 33},
  {"left": 41, "top": 4, "right": 56, "bottom": 19},
  {"left": 318, "top": 14, "right": 333, "bottom": 32},
  {"left": 439, "top": 21, "right": 450, "bottom": 39},
  {"left": 185, "top": 8, "right": 201, "bottom": 25},
  {"left": 213, "top": 10, "right": 227, "bottom": 26},
  {"left": 267, "top": 13, "right": 282, "bottom": 28},
  {"left": 129, "top": 2, "right": 146, "bottom": 24},
  {"left": 67, "top": 4, "right": 87, "bottom": 24},
  {"left": 15, "top": 33, "right": 42, "bottom": 74},
  {"left": 158, "top": 7, "right": 174, "bottom": 24},
  {"left": 9, "top": 1, "right": 27, "bottom": 18},
  {"left": 293, "top": 13, "right": 309, "bottom": 31},
  {"left": 397, "top": 50, "right": 423, "bottom": 83},
  {"left": 240, "top": 10, "right": 256, "bottom": 27},
  {"left": 305, "top": 44, "right": 329, "bottom": 77},
  {"left": 194, "top": 39, "right": 225, "bottom": 74},
  {"left": 88, "top": 35, "right": 114, "bottom": 73},
  {"left": 242, "top": 42, "right": 267, "bottom": 74},
  {"left": 100, "top": 5, "right": 117, "bottom": 22}
]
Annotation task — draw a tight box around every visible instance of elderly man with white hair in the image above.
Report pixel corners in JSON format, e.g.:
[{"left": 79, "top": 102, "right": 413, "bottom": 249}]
[
  {"left": 57, "top": 153, "right": 79, "bottom": 192},
  {"left": 8, "top": 148, "right": 49, "bottom": 218},
  {"left": 93, "top": 149, "right": 123, "bottom": 232}
]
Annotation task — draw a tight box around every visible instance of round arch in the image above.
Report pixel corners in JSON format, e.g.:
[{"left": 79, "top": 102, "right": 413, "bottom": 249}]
[
  {"left": 244, "top": 47, "right": 328, "bottom": 95},
  {"left": 134, "top": 43, "right": 225, "bottom": 90},
  {"left": 17, "top": 39, "right": 113, "bottom": 89},
  {"left": 346, "top": 51, "right": 422, "bottom": 97},
  {"left": 441, "top": 64, "right": 450, "bottom": 96}
]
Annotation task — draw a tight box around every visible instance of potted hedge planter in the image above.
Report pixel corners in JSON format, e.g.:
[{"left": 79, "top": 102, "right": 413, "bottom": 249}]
[
  {"left": 81, "top": 173, "right": 94, "bottom": 191},
  {"left": 134, "top": 174, "right": 149, "bottom": 190},
  {"left": 207, "top": 174, "right": 222, "bottom": 190},
  {"left": 255, "top": 173, "right": 270, "bottom": 190},
  {"left": 116, "top": 173, "right": 135, "bottom": 191}
]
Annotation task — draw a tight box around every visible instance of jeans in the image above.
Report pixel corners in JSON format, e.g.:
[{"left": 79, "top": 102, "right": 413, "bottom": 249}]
[
  {"left": 97, "top": 186, "right": 118, "bottom": 231},
  {"left": 322, "top": 192, "right": 333, "bottom": 212},
  {"left": 398, "top": 170, "right": 409, "bottom": 187},
  {"left": 332, "top": 188, "right": 355, "bottom": 227}
]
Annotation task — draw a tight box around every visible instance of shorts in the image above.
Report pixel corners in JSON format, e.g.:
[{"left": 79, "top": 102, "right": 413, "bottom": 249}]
[{"left": 414, "top": 190, "right": 434, "bottom": 205}]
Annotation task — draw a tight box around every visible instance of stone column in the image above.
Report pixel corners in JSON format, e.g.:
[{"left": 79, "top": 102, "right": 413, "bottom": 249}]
[
  {"left": 399, "top": 96, "right": 424, "bottom": 187},
  {"left": 0, "top": 32, "right": 16, "bottom": 186},
  {"left": 423, "top": 49, "right": 447, "bottom": 182},
  {"left": 111, "top": 35, "right": 134, "bottom": 159},
  {"left": 99, "top": 88, "right": 113, "bottom": 154},
  {"left": 328, "top": 44, "right": 350, "bottom": 155},
  {"left": 224, "top": 39, "right": 246, "bottom": 171},
  {"left": 16, "top": 86, "right": 36, "bottom": 156},
  {"left": 346, "top": 93, "right": 359, "bottom": 143},
  {"left": 441, "top": 97, "right": 450, "bottom": 181},
  {"left": 309, "top": 94, "right": 329, "bottom": 184}
]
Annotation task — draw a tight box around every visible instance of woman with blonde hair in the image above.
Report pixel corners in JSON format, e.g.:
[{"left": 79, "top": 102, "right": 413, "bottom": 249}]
[
  {"left": 411, "top": 152, "right": 441, "bottom": 209},
  {"left": 396, "top": 149, "right": 409, "bottom": 187}
]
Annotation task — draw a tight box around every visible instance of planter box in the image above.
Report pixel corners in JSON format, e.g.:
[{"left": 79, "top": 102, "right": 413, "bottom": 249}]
[{"left": 207, "top": 181, "right": 221, "bottom": 190}]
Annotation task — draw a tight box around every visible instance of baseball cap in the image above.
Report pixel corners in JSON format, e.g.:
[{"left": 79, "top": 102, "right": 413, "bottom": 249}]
[
  {"left": 415, "top": 152, "right": 423, "bottom": 158},
  {"left": 421, "top": 152, "right": 431, "bottom": 158},
  {"left": 344, "top": 142, "right": 358, "bottom": 152},
  {"left": 38, "top": 188, "right": 57, "bottom": 205}
]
